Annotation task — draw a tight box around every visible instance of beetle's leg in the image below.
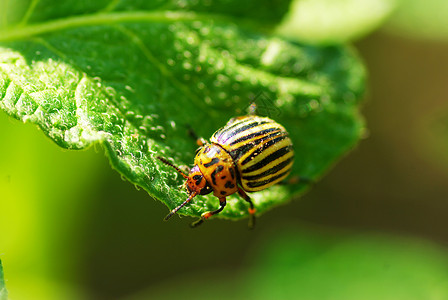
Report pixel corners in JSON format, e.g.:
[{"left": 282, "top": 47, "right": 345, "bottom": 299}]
[
  {"left": 186, "top": 125, "right": 207, "bottom": 146},
  {"left": 237, "top": 187, "right": 256, "bottom": 229},
  {"left": 190, "top": 197, "right": 226, "bottom": 228}
]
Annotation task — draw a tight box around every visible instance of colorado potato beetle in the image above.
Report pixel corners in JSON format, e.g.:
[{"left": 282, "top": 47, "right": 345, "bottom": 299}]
[{"left": 157, "top": 114, "right": 294, "bottom": 228}]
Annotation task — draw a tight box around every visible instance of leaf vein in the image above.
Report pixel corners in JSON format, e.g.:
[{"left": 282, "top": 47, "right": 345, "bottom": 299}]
[
  {"left": 0, "top": 11, "right": 210, "bottom": 42},
  {"left": 32, "top": 37, "right": 154, "bottom": 144},
  {"left": 101, "top": 0, "right": 121, "bottom": 13},
  {"left": 1, "top": 0, "right": 10, "bottom": 27},
  {"left": 19, "top": 0, "right": 41, "bottom": 26},
  {"left": 116, "top": 25, "right": 212, "bottom": 115}
]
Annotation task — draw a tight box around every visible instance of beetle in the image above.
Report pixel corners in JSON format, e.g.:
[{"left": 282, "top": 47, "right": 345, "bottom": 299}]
[{"left": 157, "top": 114, "right": 294, "bottom": 228}]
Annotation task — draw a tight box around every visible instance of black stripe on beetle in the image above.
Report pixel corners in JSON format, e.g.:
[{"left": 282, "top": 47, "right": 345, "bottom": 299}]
[
  {"left": 230, "top": 120, "right": 269, "bottom": 136},
  {"left": 229, "top": 127, "right": 280, "bottom": 146},
  {"left": 242, "top": 156, "right": 294, "bottom": 180},
  {"left": 229, "top": 132, "right": 281, "bottom": 162},
  {"left": 240, "top": 135, "right": 289, "bottom": 165},
  {"left": 215, "top": 120, "right": 269, "bottom": 143},
  {"left": 228, "top": 131, "right": 284, "bottom": 161},
  {"left": 246, "top": 169, "right": 291, "bottom": 189},
  {"left": 218, "top": 119, "right": 258, "bottom": 136},
  {"left": 242, "top": 145, "right": 292, "bottom": 173}
]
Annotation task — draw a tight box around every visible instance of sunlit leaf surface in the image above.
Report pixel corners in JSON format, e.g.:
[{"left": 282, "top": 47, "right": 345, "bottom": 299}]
[{"left": 0, "top": 0, "right": 365, "bottom": 220}]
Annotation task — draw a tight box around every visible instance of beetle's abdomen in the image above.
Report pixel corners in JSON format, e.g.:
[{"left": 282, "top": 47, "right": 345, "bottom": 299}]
[{"left": 211, "top": 116, "right": 294, "bottom": 192}]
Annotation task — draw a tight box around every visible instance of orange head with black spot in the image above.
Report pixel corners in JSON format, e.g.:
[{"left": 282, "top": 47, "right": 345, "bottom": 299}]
[
  {"left": 156, "top": 156, "right": 212, "bottom": 220},
  {"left": 184, "top": 165, "right": 213, "bottom": 196}
]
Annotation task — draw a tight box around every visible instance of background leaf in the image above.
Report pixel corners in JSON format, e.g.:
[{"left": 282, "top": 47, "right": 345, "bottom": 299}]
[
  {"left": 0, "top": 111, "right": 102, "bottom": 300},
  {"left": 0, "top": 1, "right": 366, "bottom": 220},
  {"left": 384, "top": 0, "right": 448, "bottom": 41},
  {"left": 127, "top": 229, "right": 448, "bottom": 300},
  {"left": 246, "top": 232, "right": 448, "bottom": 300},
  {"left": 276, "top": 0, "right": 399, "bottom": 44},
  {"left": 0, "top": 260, "right": 7, "bottom": 300}
]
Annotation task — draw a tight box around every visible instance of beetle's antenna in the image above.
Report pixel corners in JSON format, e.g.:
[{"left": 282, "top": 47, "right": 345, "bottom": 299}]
[
  {"left": 156, "top": 156, "right": 188, "bottom": 179},
  {"left": 164, "top": 191, "right": 197, "bottom": 220}
]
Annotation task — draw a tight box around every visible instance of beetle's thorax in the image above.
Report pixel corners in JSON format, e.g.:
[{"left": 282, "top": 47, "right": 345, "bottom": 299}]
[{"left": 194, "top": 143, "right": 238, "bottom": 197}]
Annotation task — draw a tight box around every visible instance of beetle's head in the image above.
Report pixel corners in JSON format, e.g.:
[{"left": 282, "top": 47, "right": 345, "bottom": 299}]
[
  {"left": 185, "top": 165, "right": 213, "bottom": 196},
  {"left": 156, "top": 156, "right": 212, "bottom": 220}
]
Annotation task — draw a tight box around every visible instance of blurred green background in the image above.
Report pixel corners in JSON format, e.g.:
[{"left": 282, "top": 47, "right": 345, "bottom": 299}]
[{"left": 2, "top": 1, "right": 448, "bottom": 299}]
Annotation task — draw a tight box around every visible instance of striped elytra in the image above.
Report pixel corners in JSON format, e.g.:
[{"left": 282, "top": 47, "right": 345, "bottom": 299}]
[
  {"left": 210, "top": 116, "right": 294, "bottom": 192},
  {"left": 156, "top": 114, "right": 294, "bottom": 228}
]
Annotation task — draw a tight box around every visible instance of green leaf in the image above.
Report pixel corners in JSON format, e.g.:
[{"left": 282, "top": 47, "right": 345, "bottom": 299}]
[
  {"left": 127, "top": 231, "right": 448, "bottom": 300},
  {"left": 0, "top": 0, "right": 290, "bottom": 29},
  {"left": 246, "top": 232, "right": 448, "bottom": 300},
  {"left": 420, "top": 110, "right": 448, "bottom": 170},
  {"left": 0, "top": 260, "right": 7, "bottom": 300},
  {"left": 277, "top": 0, "right": 399, "bottom": 44},
  {"left": 0, "top": 1, "right": 366, "bottom": 221},
  {"left": 384, "top": 0, "right": 448, "bottom": 41}
]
